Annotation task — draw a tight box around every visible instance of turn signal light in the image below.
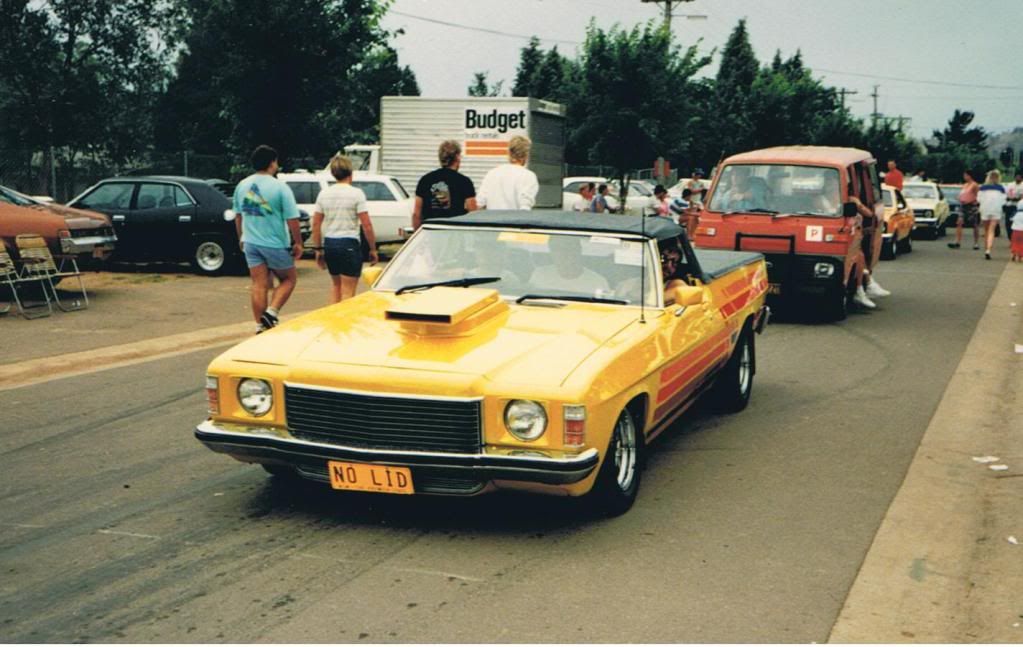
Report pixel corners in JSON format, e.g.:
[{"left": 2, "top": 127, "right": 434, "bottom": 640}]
[
  {"left": 205, "top": 375, "right": 220, "bottom": 415},
  {"left": 696, "top": 226, "right": 717, "bottom": 236},
  {"left": 564, "top": 405, "right": 586, "bottom": 447}
]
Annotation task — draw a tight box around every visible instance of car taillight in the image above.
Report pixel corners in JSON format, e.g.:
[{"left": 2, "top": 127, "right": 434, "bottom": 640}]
[
  {"left": 58, "top": 229, "right": 71, "bottom": 238},
  {"left": 696, "top": 226, "right": 717, "bottom": 236},
  {"left": 205, "top": 375, "right": 220, "bottom": 415},
  {"left": 563, "top": 405, "right": 586, "bottom": 447}
]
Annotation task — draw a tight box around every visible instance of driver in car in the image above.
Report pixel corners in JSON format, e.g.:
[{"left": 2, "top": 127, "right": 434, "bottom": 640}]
[{"left": 718, "top": 166, "right": 769, "bottom": 212}]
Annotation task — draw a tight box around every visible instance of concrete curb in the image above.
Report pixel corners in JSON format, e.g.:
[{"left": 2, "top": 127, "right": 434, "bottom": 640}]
[
  {"left": 0, "top": 311, "right": 309, "bottom": 392},
  {"left": 828, "top": 263, "right": 1023, "bottom": 643}
]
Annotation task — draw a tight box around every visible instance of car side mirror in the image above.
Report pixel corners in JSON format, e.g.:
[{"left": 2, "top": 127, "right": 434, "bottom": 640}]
[
  {"left": 842, "top": 202, "right": 858, "bottom": 217},
  {"left": 223, "top": 208, "right": 237, "bottom": 222},
  {"left": 671, "top": 285, "right": 705, "bottom": 307},
  {"left": 362, "top": 266, "right": 383, "bottom": 287}
]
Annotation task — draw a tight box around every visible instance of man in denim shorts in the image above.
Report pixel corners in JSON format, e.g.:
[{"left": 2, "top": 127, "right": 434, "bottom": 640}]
[{"left": 233, "top": 145, "right": 303, "bottom": 333}]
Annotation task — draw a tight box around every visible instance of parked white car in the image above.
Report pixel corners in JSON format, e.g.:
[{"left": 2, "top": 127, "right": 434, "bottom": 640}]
[
  {"left": 277, "top": 169, "right": 413, "bottom": 243},
  {"left": 560, "top": 176, "right": 653, "bottom": 215}
]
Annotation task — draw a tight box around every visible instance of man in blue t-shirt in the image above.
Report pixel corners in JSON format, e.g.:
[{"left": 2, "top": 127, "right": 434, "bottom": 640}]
[{"left": 233, "top": 145, "right": 303, "bottom": 333}]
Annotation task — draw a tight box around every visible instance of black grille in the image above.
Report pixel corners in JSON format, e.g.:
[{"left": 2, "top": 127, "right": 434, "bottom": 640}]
[{"left": 285, "top": 385, "right": 482, "bottom": 454}]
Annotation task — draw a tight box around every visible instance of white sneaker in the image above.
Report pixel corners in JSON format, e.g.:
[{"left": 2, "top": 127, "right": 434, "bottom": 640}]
[
  {"left": 865, "top": 280, "right": 891, "bottom": 298},
  {"left": 853, "top": 285, "right": 877, "bottom": 309}
]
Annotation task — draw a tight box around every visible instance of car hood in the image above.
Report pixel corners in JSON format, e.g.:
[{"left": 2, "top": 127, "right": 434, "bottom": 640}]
[
  {"left": 905, "top": 198, "right": 940, "bottom": 209},
  {"left": 221, "top": 289, "right": 638, "bottom": 387},
  {"left": 29, "top": 202, "right": 111, "bottom": 225}
]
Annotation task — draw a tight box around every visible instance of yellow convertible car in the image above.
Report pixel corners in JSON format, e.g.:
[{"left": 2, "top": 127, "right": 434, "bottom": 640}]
[{"left": 196, "top": 212, "right": 769, "bottom": 515}]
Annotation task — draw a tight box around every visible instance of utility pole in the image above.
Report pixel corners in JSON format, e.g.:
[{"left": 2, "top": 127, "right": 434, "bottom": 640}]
[
  {"left": 837, "top": 88, "right": 858, "bottom": 110},
  {"left": 641, "top": 0, "right": 702, "bottom": 32},
  {"left": 870, "top": 85, "right": 880, "bottom": 130}
]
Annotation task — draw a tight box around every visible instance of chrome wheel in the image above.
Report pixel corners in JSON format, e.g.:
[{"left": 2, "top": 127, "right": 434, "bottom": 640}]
[
  {"left": 737, "top": 338, "right": 752, "bottom": 397},
  {"left": 612, "top": 410, "right": 638, "bottom": 492},
  {"left": 195, "top": 241, "right": 225, "bottom": 273}
]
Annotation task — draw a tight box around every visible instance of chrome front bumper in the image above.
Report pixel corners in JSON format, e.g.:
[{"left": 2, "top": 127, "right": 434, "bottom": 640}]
[
  {"left": 195, "top": 420, "right": 600, "bottom": 492},
  {"left": 61, "top": 234, "right": 117, "bottom": 255}
]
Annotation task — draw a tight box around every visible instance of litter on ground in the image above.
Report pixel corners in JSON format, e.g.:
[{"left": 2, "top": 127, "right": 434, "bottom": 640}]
[
  {"left": 1008, "top": 536, "right": 1019, "bottom": 545},
  {"left": 989, "top": 464, "right": 1010, "bottom": 471},
  {"left": 973, "top": 456, "right": 1001, "bottom": 463}
]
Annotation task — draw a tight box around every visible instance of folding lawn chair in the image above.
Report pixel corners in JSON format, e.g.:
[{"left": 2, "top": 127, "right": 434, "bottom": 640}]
[
  {"left": 0, "top": 248, "right": 52, "bottom": 319},
  {"left": 15, "top": 234, "right": 89, "bottom": 312}
]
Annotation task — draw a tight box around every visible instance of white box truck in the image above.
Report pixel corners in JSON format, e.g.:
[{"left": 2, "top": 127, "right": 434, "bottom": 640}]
[{"left": 380, "top": 96, "right": 566, "bottom": 209}]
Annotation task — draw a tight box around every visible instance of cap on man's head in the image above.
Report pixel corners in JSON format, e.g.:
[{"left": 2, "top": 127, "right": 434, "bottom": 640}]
[
  {"left": 693, "top": 168, "right": 705, "bottom": 176},
  {"left": 654, "top": 184, "right": 667, "bottom": 195}
]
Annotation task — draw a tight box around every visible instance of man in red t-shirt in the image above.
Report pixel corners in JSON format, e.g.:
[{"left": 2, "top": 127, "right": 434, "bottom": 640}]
[{"left": 885, "top": 160, "right": 904, "bottom": 190}]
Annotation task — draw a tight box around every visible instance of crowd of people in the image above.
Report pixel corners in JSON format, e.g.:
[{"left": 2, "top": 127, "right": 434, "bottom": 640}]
[{"left": 227, "top": 141, "right": 1021, "bottom": 334}]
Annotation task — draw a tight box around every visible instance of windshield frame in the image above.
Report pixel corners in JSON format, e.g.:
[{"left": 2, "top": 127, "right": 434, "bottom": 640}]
[
  {"left": 901, "top": 184, "right": 940, "bottom": 200},
  {"left": 375, "top": 224, "right": 665, "bottom": 309}
]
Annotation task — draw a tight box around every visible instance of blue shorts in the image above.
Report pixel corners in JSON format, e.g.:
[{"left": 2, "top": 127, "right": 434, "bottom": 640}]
[
  {"left": 324, "top": 237, "right": 362, "bottom": 277},
  {"left": 244, "top": 243, "right": 295, "bottom": 271}
]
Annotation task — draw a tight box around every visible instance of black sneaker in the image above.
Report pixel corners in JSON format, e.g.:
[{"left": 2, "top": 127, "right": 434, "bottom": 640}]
[
  {"left": 259, "top": 311, "right": 279, "bottom": 330},
  {"left": 985, "top": 252, "right": 991, "bottom": 260},
  {"left": 948, "top": 243, "right": 960, "bottom": 249}
]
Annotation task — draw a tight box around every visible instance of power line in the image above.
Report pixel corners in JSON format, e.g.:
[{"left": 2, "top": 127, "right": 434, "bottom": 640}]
[
  {"left": 814, "top": 67, "right": 1023, "bottom": 91},
  {"left": 389, "top": 10, "right": 581, "bottom": 46},
  {"left": 389, "top": 10, "right": 1023, "bottom": 93}
]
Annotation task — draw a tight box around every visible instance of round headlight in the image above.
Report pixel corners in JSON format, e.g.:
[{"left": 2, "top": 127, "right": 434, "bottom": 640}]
[
  {"left": 238, "top": 378, "right": 273, "bottom": 416},
  {"left": 504, "top": 400, "right": 547, "bottom": 441},
  {"left": 925, "top": 210, "right": 933, "bottom": 217}
]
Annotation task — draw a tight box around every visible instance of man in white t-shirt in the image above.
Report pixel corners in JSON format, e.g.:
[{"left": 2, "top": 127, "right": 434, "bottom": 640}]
[
  {"left": 477, "top": 135, "right": 539, "bottom": 210},
  {"left": 311, "top": 154, "right": 378, "bottom": 303}
]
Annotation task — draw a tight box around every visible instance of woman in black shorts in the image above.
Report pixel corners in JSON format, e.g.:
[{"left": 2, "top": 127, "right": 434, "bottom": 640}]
[{"left": 311, "top": 155, "right": 378, "bottom": 303}]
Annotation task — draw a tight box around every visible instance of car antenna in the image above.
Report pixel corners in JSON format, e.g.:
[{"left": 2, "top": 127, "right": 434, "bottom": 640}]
[{"left": 639, "top": 172, "right": 647, "bottom": 325}]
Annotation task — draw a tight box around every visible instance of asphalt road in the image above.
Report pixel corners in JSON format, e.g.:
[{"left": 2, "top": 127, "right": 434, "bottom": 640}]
[{"left": 0, "top": 237, "right": 1008, "bottom": 643}]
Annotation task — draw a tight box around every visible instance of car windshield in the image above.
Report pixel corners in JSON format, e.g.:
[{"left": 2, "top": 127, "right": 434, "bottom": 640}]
[
  {"left": 376, "top": 227, "right": 659, "bottom": 306},
  {"left": 0, "top": 186, "right": 37, "bottom": 207},
  {"left": 902, "top": 185, "right": 938, "bottom": 200},
  {"left": 708, "top": 164, "right": 842, "bottom": 216},
  {"left": 941, "top": 186, "right": 961, "bottom": 203}
]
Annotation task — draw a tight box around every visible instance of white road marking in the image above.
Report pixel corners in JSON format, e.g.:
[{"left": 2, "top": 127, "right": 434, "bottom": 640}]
[
  {"left": 1, "top": 523, "right": 45, "bottom": 529},
  {"left": 97, "top": 529, "right": 161, "bottom": 540}
]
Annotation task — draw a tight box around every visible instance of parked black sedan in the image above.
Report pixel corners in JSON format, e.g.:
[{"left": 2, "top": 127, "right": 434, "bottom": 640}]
[{"left": 67, "top": 176, "right": 242, "bottom": 275}]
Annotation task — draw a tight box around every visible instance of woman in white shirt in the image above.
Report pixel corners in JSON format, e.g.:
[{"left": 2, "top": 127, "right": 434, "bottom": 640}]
[
  {"left": 312, "top": 155, "right": 378, "bottom": 302},
  {"left": 977, "top": 169, "right": 1006, "bottom": 260}
]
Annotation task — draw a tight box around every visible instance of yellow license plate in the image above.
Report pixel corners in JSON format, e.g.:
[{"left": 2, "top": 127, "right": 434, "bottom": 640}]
[
  {"left": 767, "top": 283, "right": 782, "bottom": 295},
  {"left": 327, "top": 461, "right": 414, "bottom": 494}
]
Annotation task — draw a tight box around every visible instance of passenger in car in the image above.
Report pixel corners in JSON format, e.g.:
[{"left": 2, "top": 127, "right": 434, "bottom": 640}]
[
  {"left": 528, "top": 235, "right": 610, "bottom": 295},
  {"left": 615, "top": 238, "right": 688, "bottom": 305}
]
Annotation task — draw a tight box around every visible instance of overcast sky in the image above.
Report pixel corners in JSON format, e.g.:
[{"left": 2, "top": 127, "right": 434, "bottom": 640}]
[{"left": 381, "top": 0, "right": 1023, "bottom": 139}]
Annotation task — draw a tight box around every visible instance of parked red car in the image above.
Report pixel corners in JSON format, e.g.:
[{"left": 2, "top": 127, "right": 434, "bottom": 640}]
[{"left": 0, "top": 185, "right": 117, "bottom": 262}]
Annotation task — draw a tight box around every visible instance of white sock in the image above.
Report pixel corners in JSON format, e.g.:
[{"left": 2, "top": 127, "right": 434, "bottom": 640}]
[{"left": 266, "top": 306, "right": 279, "bottom": 318}]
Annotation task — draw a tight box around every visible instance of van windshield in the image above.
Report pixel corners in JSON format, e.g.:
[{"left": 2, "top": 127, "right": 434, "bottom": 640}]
[{"left": 708, "top": 164, "right": 842, "bottom": 217}]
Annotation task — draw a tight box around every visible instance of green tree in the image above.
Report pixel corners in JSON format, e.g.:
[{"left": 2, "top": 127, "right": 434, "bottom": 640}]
[
  {"left": 511, "top": 37, "right": 543, "bottom": 97},
  {"left": 467, "top": 72, "right": 503, "bottom": 97},
  {"left": 711, "top": 19, "right": 759, "bottom": 157},
  {"left": 924, "top": 110, "right": 994, "bottom": 181},
  {"left": 570, "top": 21, "right": 710, "bottom": 190},
  {"left": 157, "top": 0, "right": 418, "bottom": 168},
  {"left": 0, "top": 0, "right": 184, "bottom": 196}
]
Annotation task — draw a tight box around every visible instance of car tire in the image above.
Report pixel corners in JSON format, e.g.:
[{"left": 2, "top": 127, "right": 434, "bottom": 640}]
[
  {"left": 711, "top": 326, "right": 754, "bottom": 413},
  {"left": 880, "top": 236, "right": 897, "bottom": 260},
  {"left": 587, "top": 407, "right": 643, "bottom": 517},
  {"left": 192, "top": 238, "right": 228, "bottom": 276},
  {"left": 897, "top": 234, "right": 912, "bottom": 254}
]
